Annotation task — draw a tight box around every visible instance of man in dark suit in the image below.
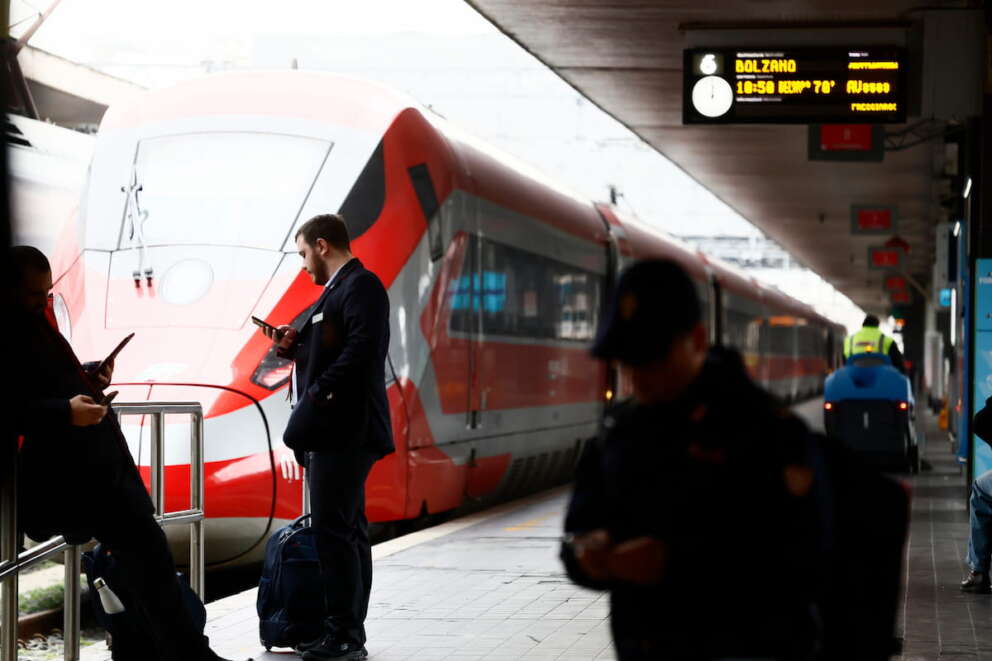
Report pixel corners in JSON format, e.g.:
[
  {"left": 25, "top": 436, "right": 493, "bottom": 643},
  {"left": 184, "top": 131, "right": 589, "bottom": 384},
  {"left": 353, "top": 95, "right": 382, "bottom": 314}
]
[
  {"left": 10, "top": 246, "right": 246, "bottom": 661},
  {"left": 262, "top": 214, "right": 393, "bottom": 661}
]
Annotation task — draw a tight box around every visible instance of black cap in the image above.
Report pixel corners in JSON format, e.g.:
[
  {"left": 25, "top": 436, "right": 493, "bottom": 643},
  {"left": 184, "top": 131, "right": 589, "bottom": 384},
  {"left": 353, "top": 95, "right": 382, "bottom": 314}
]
[{"left": 592, "top": 259, "right": 701, "bottom": 365}]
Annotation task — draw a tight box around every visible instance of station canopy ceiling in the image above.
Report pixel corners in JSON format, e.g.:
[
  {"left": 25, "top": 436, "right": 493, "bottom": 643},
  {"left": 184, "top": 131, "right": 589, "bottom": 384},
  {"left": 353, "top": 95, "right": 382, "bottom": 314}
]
[{"left": 464, "top": 0, "right": 958, "bottom": 315}]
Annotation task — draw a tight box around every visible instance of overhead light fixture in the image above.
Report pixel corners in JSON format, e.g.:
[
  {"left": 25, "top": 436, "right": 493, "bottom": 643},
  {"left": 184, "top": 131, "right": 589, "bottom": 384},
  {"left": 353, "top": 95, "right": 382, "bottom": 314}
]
[
  {"left": 951, "top": 288, "right": 957, "bottom": 347},
  {"left": 953, "top": 221, "right": 961, "bottom": 237},
  {"left": 963, "top": 177, "right": 973, "bottom": 199}
]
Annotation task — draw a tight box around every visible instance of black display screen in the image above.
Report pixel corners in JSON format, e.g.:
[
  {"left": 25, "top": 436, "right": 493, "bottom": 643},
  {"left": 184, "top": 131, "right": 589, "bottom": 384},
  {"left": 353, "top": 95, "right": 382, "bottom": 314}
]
[{"left": 682, "top": 47, "right": 906, "bottom": 124}]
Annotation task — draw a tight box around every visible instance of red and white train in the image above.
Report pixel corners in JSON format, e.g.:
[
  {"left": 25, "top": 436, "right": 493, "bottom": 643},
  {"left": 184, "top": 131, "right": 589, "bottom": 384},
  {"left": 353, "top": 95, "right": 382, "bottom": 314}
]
[{"left": 48, "top": 72, "right": 844, "bottom": 567}]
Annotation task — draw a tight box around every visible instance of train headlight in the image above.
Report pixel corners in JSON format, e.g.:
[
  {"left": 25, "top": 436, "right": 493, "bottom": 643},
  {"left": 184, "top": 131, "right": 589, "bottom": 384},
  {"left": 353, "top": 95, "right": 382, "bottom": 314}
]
[
  {"left": 52, "top": 293, "right": 71, "bottom": 340},
  {"left": 251, "top": 346, "right": 294, "bottom": 390}
]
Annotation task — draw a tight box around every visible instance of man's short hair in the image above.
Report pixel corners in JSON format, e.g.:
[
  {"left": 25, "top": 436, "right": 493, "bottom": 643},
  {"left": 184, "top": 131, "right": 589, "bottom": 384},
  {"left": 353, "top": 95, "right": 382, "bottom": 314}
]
[
  {"left": 295, "top": 214, "right": 350, "bottom": 252},
  {"left": 863, "top": 314, "right": 881, "bottom": 327},
  {"left": 11, "top": 246, "right": 51, "bottom": 282}
]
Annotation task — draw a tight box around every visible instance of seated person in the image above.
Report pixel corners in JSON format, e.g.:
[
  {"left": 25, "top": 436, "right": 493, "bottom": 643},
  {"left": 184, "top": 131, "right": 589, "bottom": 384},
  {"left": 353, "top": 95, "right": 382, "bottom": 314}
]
[
  {"left": 10, "top": 245, "right": 249, "bottom": 661},
  {"left": 962, "top": 397, "right": 992, "bottom": 593}
]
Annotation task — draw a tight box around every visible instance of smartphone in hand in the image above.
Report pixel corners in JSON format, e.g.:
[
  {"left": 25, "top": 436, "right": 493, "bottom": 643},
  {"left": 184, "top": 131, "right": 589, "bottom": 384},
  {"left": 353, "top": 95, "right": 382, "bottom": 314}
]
[
  {"left": 99, "top": 390, "right": 119, "bottom": 406},
  {"left": 95, "top": 333, "right": 135, "bottom": 374},
  {"left": 251, "top": 316, "right": 278, "bottom": 333}
]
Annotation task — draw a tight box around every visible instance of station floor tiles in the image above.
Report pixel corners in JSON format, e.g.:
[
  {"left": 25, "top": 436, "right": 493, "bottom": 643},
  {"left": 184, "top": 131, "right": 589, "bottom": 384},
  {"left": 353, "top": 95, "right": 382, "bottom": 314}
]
[
  {"left": 895, "top": 416, "right": 990, "bottom": 660},
  {"left": 78, "top": 407, "right": 983, "bottom": 661},
  {"left": 80, "top": 486, "right": 614, "bottom": 661}
]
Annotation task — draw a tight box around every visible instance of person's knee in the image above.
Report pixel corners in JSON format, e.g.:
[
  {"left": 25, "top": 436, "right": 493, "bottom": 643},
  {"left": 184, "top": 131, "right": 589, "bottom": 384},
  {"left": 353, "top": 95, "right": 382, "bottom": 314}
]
[{"left": 975, "top": 472, "right": 992, "bottom": 503}]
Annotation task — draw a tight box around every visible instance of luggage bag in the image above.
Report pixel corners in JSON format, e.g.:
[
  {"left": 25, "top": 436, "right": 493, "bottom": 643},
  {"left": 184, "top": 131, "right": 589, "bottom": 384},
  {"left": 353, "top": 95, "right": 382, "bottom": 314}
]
[{"left": 257, "top": 513, "right": 325, "bottom": 650}]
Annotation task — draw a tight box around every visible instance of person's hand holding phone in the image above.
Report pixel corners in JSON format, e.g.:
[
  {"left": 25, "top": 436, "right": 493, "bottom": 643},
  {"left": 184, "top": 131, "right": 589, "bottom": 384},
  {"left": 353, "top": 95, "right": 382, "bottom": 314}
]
[
  {"left": 69, "top": 394, "right": 107, "bottom": 427},
  {"left": 252, "top": 316, "right": 290, "bottom": 342},
  {"left": 92, "top": 357, "right": 114, "bottom": 389},
  {"left": 264, "top": 325, "right": 292, "bottom": 342}
]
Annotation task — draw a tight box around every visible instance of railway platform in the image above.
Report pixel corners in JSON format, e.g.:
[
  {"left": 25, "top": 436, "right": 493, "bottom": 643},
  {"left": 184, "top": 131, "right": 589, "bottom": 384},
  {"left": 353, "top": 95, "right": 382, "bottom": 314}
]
[{"left": 74, "top": 406, "right": 981, "bottom": 661}]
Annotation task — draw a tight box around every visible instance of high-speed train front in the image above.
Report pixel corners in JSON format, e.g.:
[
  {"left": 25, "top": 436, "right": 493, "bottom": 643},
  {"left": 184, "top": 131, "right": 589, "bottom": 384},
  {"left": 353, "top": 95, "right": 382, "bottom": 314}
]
[{"left": 49, "top": 73, "right": 413, "bottom": 566}]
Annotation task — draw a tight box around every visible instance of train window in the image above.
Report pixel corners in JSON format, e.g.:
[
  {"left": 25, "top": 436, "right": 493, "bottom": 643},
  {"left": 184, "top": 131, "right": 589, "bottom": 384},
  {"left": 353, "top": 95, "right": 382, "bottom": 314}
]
[
  {"left": 448, "top": 236, "right": 601, "bottom": 342},
  {"left": 408, "top": 164, "right": 444, "bottom": 262},
  {"left": 449, "top": 235, "right": 478, "bottom": 334},
  {"left": 338, "top": 141, "right": 386, "bottom": 242},
  {"left": 128, "top": 132, "right": 330, "bottom": 250}
]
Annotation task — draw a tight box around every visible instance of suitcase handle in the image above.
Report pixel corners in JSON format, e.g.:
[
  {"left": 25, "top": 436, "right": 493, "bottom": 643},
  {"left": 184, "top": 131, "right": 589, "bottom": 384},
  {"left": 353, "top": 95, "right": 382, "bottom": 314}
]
[{"left": 290, "top": 513, "right": 312, "bottom": 529}]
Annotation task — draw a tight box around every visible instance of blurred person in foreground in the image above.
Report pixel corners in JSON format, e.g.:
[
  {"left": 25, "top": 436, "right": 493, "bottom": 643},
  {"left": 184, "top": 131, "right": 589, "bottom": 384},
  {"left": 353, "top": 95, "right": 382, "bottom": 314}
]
[
  {"left": 560, "top": 259, "right": 907, "bottom": 660},
  {"left": 10, "top": 245, "right": 248, "bottom": 661}
]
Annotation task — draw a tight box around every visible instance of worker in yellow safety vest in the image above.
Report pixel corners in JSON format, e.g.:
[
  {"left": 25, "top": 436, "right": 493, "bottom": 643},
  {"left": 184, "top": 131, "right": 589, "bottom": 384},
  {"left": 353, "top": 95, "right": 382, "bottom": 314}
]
[{"left": 843, "top": 314, "right": 905, "bottom": 372}]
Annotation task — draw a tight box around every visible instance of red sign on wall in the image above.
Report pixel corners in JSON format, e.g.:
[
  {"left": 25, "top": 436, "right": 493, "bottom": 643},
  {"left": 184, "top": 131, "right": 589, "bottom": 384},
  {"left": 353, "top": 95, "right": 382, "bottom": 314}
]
[
  {"left": 851, "top": 205, "right": 898, "bottom": 235},
  {"left": 890, "top": 290, "right": 911, "bottom": 304},
  {"left": 857, "top": 209, "right": 894, "bottom": 231},
  {"left": 885, "top": 275, "right": 907, "bottom": 290},
  {"left": 869, "top": 247, "right": 902, "bottom": 269},
  {"left": 821, "top": 125, "right": 874, "bottom": 151}
]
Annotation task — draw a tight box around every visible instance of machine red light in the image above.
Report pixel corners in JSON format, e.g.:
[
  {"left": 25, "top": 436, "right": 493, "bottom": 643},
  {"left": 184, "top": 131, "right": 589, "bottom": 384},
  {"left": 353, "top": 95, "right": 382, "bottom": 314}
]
[
  {"left": 898, "top": 401, "right": 909, "bottom": 411},
  {"left": 824, "top": 402, "right": 834, "bottom": 410}
]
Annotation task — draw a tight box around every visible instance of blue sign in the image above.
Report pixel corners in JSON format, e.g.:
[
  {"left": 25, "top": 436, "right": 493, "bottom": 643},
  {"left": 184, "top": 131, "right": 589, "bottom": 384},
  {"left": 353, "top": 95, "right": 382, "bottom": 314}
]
[
  {"left": 975, "top": 259, "right": 992, "bottom": 479},
  {"left": 940, "top": 288, "right": 953, "bottom": 308}
]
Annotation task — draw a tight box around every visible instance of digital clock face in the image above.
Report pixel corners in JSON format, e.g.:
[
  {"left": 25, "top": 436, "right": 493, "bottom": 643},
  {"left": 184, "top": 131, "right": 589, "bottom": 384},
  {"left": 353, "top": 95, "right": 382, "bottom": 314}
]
[
  {"left": 682, "top": 46, "right": 906, "bottom": 124},
  {"left": 691, "top": 76, "right": 734, "bottom": 118}
]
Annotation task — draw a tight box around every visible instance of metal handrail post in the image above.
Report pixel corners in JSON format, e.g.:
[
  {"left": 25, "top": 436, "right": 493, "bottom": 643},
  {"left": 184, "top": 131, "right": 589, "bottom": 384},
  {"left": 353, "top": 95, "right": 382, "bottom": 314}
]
[
  {"left": 63, "top": 545, "right": 81, "bottom": 661},
  {"left": 189, "top": 411, "right": 205, "bottom": 598},
  {"left": 113, "top": 402, "right": 205, "bottom": 596},
  {"left": 0, "top": 402, "right": 206, "bottom": 660},
  {"left": 1, "top": 436, "right": 18, "bottom": 661},
  {"left": 149, "top": 412, "right": 164, "bottom": 517}
]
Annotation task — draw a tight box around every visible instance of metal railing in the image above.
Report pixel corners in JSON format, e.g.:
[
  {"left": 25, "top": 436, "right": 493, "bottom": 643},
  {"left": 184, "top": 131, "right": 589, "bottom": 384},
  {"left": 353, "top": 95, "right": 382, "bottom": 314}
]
[{"left": 0, "top": 402, "right": 206, "bottom": 661}]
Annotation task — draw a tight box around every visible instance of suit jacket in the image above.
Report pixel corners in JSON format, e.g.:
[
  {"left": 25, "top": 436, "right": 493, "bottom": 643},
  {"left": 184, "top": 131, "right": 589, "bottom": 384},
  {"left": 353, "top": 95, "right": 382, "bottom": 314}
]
[
  {"left": 976, "top": 397, "right": 992, "bottom": 444},
  {"left": 282, "top": 258, "right": 394, "bottom": 456},
  {"left": 14, "top": 312, "right": 153, "bottom": 543}
]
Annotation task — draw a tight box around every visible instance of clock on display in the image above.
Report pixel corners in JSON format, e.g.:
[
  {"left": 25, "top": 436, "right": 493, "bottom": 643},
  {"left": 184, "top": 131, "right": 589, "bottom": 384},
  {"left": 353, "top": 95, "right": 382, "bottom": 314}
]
[{"left": 691, "top": 76, "right": 733, "bottom": 118}]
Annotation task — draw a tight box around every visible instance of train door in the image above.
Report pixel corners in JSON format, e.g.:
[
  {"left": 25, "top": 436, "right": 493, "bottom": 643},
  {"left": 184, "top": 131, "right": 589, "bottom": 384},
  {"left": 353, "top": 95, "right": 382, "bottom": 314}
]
[{"left": 463, "top": 231, "right": 484, "bottom": 432}]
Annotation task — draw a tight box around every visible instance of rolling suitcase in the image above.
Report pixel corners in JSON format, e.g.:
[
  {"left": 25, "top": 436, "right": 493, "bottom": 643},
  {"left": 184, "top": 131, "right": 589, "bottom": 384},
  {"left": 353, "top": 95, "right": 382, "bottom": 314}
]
[{"left": 257, "top": 513, "right": 325, "bottom": 650}]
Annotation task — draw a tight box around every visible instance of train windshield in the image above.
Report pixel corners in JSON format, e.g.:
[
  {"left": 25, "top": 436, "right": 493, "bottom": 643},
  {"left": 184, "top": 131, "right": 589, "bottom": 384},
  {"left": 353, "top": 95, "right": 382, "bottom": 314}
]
[{"left": 120, "top": 132, "right": 331, "bottom": 250}]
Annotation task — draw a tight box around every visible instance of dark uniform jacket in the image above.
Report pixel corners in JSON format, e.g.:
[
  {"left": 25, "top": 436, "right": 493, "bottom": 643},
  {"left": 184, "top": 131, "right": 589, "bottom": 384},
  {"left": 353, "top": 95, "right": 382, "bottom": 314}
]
[
  {"left": 15, "top": 312, "right": 153, "bottom": 544},
  {"left": 975, "top": 397, "right": 992, "bottom": 443},
  {"left": 282, "top": 258, "right": 394, "bottom": 457},
  {"left": 562, "top": 346, "right": 906, "bottom": 660}
]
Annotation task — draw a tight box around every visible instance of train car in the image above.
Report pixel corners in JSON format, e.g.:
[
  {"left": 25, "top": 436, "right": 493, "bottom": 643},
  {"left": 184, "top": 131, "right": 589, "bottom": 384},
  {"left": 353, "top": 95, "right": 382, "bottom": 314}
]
[{"left": 48, "top": 71, "right": 844, "bottom": 567}]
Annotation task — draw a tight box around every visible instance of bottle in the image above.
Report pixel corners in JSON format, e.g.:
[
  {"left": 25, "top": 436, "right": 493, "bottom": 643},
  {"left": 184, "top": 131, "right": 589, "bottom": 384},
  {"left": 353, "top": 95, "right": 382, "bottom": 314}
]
[{"left": 92, "top": 577, "right": 125, "bottom": 614}]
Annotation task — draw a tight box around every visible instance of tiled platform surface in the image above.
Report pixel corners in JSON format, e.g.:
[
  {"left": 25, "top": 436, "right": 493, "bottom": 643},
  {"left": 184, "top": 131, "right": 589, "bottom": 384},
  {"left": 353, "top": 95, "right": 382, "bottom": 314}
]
[
  {"left": 895, "top": 414, "right": 988, "bottom": 660},
  {"left": 79, "top": 403, "right": 989, "bottom": 661},
  {"left": 79, "top": 487, "right": 614, "bottom": 661}
]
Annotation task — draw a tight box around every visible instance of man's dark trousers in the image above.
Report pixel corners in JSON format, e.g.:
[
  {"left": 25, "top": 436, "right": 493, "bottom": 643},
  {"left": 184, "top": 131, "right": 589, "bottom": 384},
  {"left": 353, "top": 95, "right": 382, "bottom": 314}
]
[
  {"left": 308, "top": 447, "right": 379, "bottom": 645},
  {"left": 93, "top": 505, "right": 210, "bottom": 661}
]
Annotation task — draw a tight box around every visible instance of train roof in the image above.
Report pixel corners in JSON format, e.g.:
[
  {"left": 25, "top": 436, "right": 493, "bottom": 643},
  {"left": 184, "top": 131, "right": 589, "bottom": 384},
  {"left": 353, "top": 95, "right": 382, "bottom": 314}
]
[
  {"left": 604, "top": 204, "right": 841, "bottom": 329},
  {"left": 98, "top": 71, "right": 840, "bottom": 329},
  {"left": 99, "top": 70, "right": 414, "bottom": 134}
]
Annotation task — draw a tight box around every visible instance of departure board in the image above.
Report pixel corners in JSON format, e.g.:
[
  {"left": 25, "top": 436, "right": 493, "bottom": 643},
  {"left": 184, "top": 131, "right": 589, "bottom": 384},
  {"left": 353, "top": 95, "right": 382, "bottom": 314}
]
[{"left": 683, "top": 47, "right": 905, "bottom": 124}]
